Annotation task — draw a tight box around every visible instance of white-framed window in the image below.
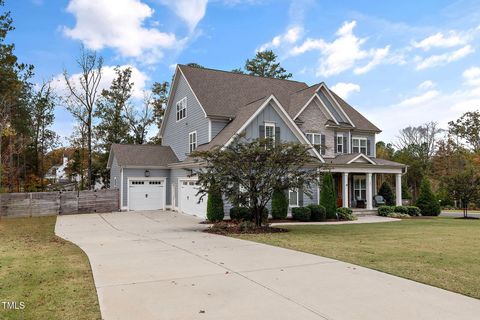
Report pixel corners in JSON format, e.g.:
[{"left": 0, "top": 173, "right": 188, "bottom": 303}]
[
  {"left": 113, "top": 177, "right": 117, "bottom": 188},
  {"left": 306, "top": 133, "right": 322, "bottom": 153},
  {"left": 354, "top": 176, "right": 366, "bottom": 200},
  {"left": 265, "top": 122, "right": 275, "bottom": 148},
  {"left": 289, "top": 189, "right": 299, "bottom": 207},
  {"left": 352, "top": 137, "right": 367, "bottom": 154},
  {"left": 189, "top": 131, "right": 197, "bottom": 153},
  {"left": 176, "top": 97, "right": 187, "bottom": 121},
  {"left": 336, "top": 134, "right": 343, "bottom": 153}
]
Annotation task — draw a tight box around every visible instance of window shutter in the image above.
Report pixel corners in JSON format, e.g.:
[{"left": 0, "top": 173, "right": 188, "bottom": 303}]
[
  {"left": 367, "top": 139, "right": 371, "bottom": 156},
  {"left": 298, "top": 189, "right": 304, "bottom": 206},
  {"left": 343, "top": 136, "right": 348, "bottom": 154},
  {"left": 259, "top": 125, "right": 265, "bottom": 138},
  {"left": 275, "top": 127, "right": 280, "bottom": 145},
  {"left": 321, "top": 134, "right": 326, "bottom": 155},
  {"left": 334, "top": 134, "right": 338, "bottom": 154}
]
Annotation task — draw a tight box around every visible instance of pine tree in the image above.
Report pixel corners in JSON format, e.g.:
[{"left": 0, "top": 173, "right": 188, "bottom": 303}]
[
  {"left": 379, "top": 181, "right": 395, "bottom": 205},
  {"left": 416, "top": 177, "right": 441, "bottom": 216},
  {"left": 320, "top": 171, "right": 336, "bottom": 219},
  {"left": 244, "top": 50, "right": 292, "bottom": 79}
]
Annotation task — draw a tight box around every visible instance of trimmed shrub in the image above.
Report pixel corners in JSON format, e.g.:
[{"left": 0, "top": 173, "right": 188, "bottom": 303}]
[
  {"left": 406, "top": 206, "right": 421, "bottom": 216},
  {"left": 336, "top": 207, "right": 356, "bottom": 221},
  {"left": 378, "top": 182, "right": 395, "bottom": 205},
  {"left": 394, "top": 206, "right": 409, "bottom": 215},
  {"left": 229, "top": 207, "right": 252, "bottom": 221},
  {"left": 307, "top": 204, "right": 326, "bottom": 221},
  {"left": 271, "top": 189, "right": 288, "bottom": 219},
  {"left": 320, "top": 171, "right": 337, "bottom": 219},
  {"left": 292, "top": 207, "right": 311, "bottom": 221},
  {"left": 388, "top": 212, "right": 410, "bottom": 219},
  {"left": 416, "top": 178, "right": 441, "bottom": 216},
  {"left": 238, "top": 220, "right": 256, "bottom": 232},
  {"left": 206, "top": 188, "right": 224, "bottom": 222},
  {"left": 378, "top": 205, "right": 395, "bottom": 216}
]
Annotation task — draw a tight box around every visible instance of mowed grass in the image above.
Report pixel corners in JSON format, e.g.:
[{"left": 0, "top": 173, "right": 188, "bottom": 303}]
[
  {"left": 236, "top": 217, "right": 480, "bottom": 299},
  {"left": 0, "top": 216, "right": 101, "bottom": 320}
]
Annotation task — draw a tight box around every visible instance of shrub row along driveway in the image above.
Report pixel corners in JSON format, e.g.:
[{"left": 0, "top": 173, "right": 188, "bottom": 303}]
[{"left": 55, "top": 211, "right": 480, "bottom": 320}]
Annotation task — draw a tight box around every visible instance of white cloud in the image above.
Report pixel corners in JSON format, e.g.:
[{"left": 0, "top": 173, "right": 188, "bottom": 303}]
[
  {"left": 398, "top": 90, "right": 440, "bottom": 106},
  {"left": 412, "top": 31, "right": 467, "bottom": 51},
  {"left": 258, "top": 26, "right": 303, "bottom": 52},
  {"left": 418, "top": 80, "right": 436, "bottom": 90},
  {"left": 415, "top": 45, "right": 474, "bottom": 70},
  {"left": 52, "top": 65, "right": 149, "bottom": 100},
  {"left": 157, "top": 0, "right": 208, "bottom": 31},
  {"left": 290, "top": 21, "right": 397, "bottom": 77},
  {"left": 463, "top": 66, "right": 480, "bottom": 86},
  {"left": 63, "top": 0, "right": 189, "bottom": 63},
  {"left": 330, "top": 82, "right": 360, "bottom": 99}
]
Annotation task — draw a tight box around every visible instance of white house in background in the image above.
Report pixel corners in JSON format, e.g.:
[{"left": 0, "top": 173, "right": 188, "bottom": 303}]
[
  {"left": 107, "top": 65, "right": 407, "bottom": 218},
  {"left": 45, "top": 156, "right": 71, "bottom": 183}
]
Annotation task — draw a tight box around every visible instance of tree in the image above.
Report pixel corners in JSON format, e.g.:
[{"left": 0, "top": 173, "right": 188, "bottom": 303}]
[
  {"left": 448, "top": 111, "right": 480, "bottom": 153},
  {"left": 30, "top": 81, "right": 58, "bottom": 189},
  {"left": 63, "top": 46, "right": 103, "bottom": 189},
  {"left": 320, "top": 171, "right": 336, "bottom": 219},
  {"left": 191, "top": 136, "right": 319, "bottom": 227},
  {"left": 378, "top": 181, "right": 395, "bottom": 206},
  {"left": 244, "top": 50, "right": 292, "bottom": 79},
  {"left": 416, "top": 177, "right": 441, "bottom": 216},
  {"left": 445, "top": 170, "right": 480, "bottom": 218},
  {"left": 124, "top": 92, "right": 155, "bottom": 144},
  {"left": 206, "top": 183, "right": 224, "bottom": 222},
  {"left": 271, "top": 188, "right": 288, "bottom": 219},
  {"left": 149, "top": 81, "right": 169, "bottom": 143},
  {"left": 186, "top": 63, "right": 204, "bottom": 68}
]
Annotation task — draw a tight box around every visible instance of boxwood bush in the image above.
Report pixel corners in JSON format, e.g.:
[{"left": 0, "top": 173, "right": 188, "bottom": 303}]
[
  {"left": 307, "top": 204, "right": 326, "bottom": 221},
  {"left": 292, "top": 207, "right": 311, "bottom": 221},
  {"left": 271, "top": 189, "right": 288, "bottom": 219},
  {"left": 394, "top": 206, "right": 409, "bottom": 215},
  {"left": 229, "top": 207, "right": 252, "bottom": 221},
  {"left": 405, "top": 206, "right": 421, "bottom": 216},
  {"left": 378, "top": 205, "right": 395, "bottom": 216},
  {"left": 336, "top": 207, "right": 356, "bottom": 221},
  {"left": 206, "top": 188, "right": 224, "bottom": 222}
]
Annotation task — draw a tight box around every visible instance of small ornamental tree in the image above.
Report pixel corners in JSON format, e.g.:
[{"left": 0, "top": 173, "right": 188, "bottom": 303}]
[
  {"left": 191, "top": 136, "right": 320, "bottom": 227},
  {"left": 446, "top": 169, "right": 480, "bottom": 218},
  {"left": 379, "top": 181, "right": 395, "bottom": 205},
  {"left": 206, "top": 184, "right": 224, "bottom": 222},
  {"left": 271, "top": 188, "right": 288, "bottom": 219},
  {"left": 416, "top": 177, "right": 441, "bottom": 216},
  {"left": 320, "top": 171, "right": 336, "bottom": 219}
]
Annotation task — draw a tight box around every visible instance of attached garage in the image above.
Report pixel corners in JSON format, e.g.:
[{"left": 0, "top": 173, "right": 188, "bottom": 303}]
[
  {"left": 178, "top": 179, "right": 207, "bottom": 218},
  {"left": 128, "top": 178, "right": 166, "bottom": 211}
]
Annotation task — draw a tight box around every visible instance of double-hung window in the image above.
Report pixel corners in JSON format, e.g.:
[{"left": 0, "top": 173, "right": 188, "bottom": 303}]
[
  {"left": 352, "top": 137, "right": 367, "bottom": 154},
  {"left": 306, "top": 133, "right": 322, "bottom": 153},
  {"left": 189, "top": 131, "right": 197, "bottom": 153},
  {"left": 289, "top": 189, "right": 299, "bottom": 207},
  {"left": 265, "top": 122, "right": 275, "bottom": 148},
  {"left": 336, "top": 134, "right": 343, "bottom": 153},
  {"left": 176, "top": 97, "right": 187, "bottom": 121}
]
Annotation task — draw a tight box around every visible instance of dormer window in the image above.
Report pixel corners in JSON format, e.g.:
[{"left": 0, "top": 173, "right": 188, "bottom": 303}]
[{"left": 176, "top": 97, "right": 187, "bottom": 121}]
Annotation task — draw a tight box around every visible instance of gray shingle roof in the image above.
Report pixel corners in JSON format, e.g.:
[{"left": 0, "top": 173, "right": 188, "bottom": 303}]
[
  {"left": 110, "top": 144, "right": 178, "bottom": 167},
  {"left": 325, "top": 153, "right": 405, "bottom": 167}
]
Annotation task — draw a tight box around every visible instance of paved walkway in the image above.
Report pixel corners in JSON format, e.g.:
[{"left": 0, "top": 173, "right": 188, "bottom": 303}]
[{"left": 55, "top": 211, "right": 480, "bottom": 320}]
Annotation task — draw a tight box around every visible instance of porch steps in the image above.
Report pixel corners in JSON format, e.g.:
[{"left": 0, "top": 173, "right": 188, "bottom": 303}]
[{"left": 352, "top": 209, "right": 378, "bottom": 217}]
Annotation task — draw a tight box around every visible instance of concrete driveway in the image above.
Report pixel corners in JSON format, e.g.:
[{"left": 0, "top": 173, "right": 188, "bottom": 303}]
[{"left": 55, "top": 211, "right": 480, "bottom": 320}]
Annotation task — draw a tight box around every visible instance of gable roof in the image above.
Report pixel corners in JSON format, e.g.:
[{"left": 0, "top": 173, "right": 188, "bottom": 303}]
[
  {"left": 107, "top": 144, "right": 179, "bottom": 168},
  {"left": 326, "top": 153, "right": 405, "bottom": 167},
  {"left": 330, "top": 91, "right": 381, "bottom": 132}
]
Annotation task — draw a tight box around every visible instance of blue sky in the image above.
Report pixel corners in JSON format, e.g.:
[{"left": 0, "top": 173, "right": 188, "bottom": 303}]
[{"left": 5, "top": 0, "right": 480, "bottom": 144}]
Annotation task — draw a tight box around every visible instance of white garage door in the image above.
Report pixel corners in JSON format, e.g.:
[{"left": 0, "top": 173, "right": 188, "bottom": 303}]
[
  {"left": 179, "top": 179, "right": 207, "bottom": 218},
  {"left": 128, "top": 179, "right": 165, "bottom": 211}
]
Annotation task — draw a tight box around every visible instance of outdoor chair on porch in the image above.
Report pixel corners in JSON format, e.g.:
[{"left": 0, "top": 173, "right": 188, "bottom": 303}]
[
  {"left": 373, "top": 195, "right": 386, "bottom": 207},
  {"left": 355, "top": 196, "right": 366, "bottom": 208}
]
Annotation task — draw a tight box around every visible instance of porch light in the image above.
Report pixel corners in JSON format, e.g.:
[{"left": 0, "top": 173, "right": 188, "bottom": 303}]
[{"left": 144, "top": 170, "right": 150, "bottom": 177}]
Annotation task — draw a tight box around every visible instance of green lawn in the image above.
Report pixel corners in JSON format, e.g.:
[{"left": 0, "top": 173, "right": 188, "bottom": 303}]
[
  {"left": 0, "top": 216, "right": 101, "bottom": 320},
  {"left": 236, "top": 217, "right": 480, "bottom": 299}
]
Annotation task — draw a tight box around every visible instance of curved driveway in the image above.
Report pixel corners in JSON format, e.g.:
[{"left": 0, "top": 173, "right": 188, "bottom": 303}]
[{"left": 55, "top": 211, "right": 480, "bottom": 320}]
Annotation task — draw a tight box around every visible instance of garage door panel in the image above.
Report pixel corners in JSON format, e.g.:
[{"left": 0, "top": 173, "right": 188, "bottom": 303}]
[
  {"left": 129, "top": 179, "right": 165, "bottom": 211},
  {"left": 179, "top": 179, "right": 207, "bottom": 218}
]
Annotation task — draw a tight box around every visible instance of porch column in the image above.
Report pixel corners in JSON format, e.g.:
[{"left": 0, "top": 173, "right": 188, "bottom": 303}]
[
  {"left": 395, "top": 173, "right": 402, "bottom": 206},
  {"left": 366, "top": 173, "right": 373, "bottom": 210},
  {"left": 342, "top": 173, "right": 349, "bottom": 208}
]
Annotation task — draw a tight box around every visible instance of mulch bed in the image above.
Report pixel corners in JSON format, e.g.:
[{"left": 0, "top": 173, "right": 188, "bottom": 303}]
[{"left": 204, "top": 221, "right": 289, "bottom": 235}]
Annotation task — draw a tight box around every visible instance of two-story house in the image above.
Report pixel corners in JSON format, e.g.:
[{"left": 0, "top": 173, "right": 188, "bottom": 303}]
[{"left": 107, "top": 65, "right": 406, "bottom": 218}]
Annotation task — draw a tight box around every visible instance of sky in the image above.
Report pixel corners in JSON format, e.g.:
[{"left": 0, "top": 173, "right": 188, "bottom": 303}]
[{"left": 4, "top": 0, "right": 480, "bottom": 144}]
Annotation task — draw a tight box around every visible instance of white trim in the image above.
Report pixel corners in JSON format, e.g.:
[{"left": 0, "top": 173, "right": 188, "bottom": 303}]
[
  {"left": 120, "top": 168, "right": 124, "bottom": 208},
  {"left": 208, "top": 119, "right": 212, "bottom": 142},
  {"left": 293, "top": 89, "right": 320, "bottom": 119},
  {"left": 223, "top": 95, "right": 325, "bottom": 162},
  {"left": 175, "top": 97, "right": 187, "bottom": 122},
  {"left": 347, "top": 153, "right": 376, "bottom": 165},
  {"left": 348, "top": 131, "right": 352, "bottom": 153},
  {"left": 289, "top": 189, "right": 299, "bottom": 207},
  {"left": 314, "top": 93, "right": 339, "bottom": 125},
  {"left": 189, "top": 130, "right": 197, "bottom": 153},
  {"left": 353, "top": 175, "right": 367, "bottom": 201},
  {"left": 324, "top": 166, "right": 403, "bottom": 174},
  {"left": 336, "top": 133, "right": 344, "bottom": 154},
  {"left": 264, "top": 122, "right": 275, "bottom": 146},
  {"left": 126, "top": 176, "right": 167, "bottom": 211},
  {"left": 176, "top": 176, "right": 200, "bottom": 215},
  {"left": 321, "top": 84, "right": 355, "bottom": 127},
  {"left": 352, "top": 136, "right": 368, "bottom": 154}
]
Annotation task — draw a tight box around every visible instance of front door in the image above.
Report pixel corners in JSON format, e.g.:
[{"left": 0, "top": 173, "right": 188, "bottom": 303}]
[{"left": 353, "top": 175, "right": 366, "bottom": 207}]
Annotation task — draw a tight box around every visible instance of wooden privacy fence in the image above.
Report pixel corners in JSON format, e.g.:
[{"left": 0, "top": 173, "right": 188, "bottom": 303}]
[{"left": 0, "top": 189, "right": 120, "bottom": 218}]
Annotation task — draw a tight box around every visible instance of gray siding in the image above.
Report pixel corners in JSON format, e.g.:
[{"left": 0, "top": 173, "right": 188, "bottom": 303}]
[
  {"left": 211, "top": 119, "right": 229, "bottom": 139},
  {"left": 169, "top": 168, "right": 191, "bottom": 208},
  {"left": 109, "top": 157, "right": 121, "bottom": 189},
  {"left": 243, "top": 103, "right": 298, "bottom": 142},
  {"left": 162, "top": 73, "right": 209, "bottom": 161},
  {"left": 122, "top": 168, "right": 170, "bottom": 207}
]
